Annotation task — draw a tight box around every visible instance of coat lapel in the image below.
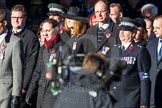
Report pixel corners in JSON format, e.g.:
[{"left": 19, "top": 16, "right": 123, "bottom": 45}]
[
  {"left": 152, "top": 39, "right": 160, "bottom": 63},
  {"left": 122, "top": 48, "right": 132, "bottom": 56},
  {"left": 43, "top": 48, "right": 50, "bottom": 65},
  {"left": 0, "top": 35, "right": 8, "bottom": 64}
]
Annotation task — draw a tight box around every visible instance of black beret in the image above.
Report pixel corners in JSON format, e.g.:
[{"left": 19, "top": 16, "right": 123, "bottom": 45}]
[{"left": 134, "top": 18, "right": 146, "bottom": 29}]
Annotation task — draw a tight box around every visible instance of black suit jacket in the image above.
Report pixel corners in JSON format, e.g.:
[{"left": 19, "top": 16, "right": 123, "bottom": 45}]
[
  {"left": 146, "top": 38, "right": 162, "bottom": 107},
  {"left": 109, "top": 42, "right": 151, "bottom": 107}
]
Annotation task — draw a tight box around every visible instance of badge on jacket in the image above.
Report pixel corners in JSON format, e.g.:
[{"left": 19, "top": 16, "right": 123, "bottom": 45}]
[
  {"left": 72, "top": 41, "right": 77, "bottom": 50},
  {"left": 49, "top": 49, "right": 57, "bottom": 64},
  {"left": 102, "top": 46, "right": 110, "bottom": 55}
]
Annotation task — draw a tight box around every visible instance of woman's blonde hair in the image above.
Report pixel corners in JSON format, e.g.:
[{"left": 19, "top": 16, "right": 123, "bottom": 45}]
[{"left": 64, "top": 18, "right": 87, "bottom": 37}]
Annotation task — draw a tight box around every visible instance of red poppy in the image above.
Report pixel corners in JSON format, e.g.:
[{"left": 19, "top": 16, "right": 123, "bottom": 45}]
[
  {"left": 129, "top": 45, "right": 134, "bottom": 50},
  {"left": 0, "top": 44, "right": 5, "bottom": 50},
  {"left": 51, "top": 49, "right": 56, "bottom": 54},
  {"left": 61, "top": 26, "right": 65, "bottom": 31},
  {"left": 105, "top": 33, "right": 111, "bottom": 38}
]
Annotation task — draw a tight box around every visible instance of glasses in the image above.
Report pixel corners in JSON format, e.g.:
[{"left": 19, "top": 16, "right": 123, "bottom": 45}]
[
  {"left": 95, "top": 10, "right": 107, "bottom": 14},
  {"left": 11, "top": 16, "right": 24, "bottom": 20}
]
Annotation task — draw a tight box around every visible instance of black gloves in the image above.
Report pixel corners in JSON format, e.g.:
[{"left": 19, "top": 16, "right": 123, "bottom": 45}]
[{"left": 11, "top": 96, "right": 20, "bottom": 108}]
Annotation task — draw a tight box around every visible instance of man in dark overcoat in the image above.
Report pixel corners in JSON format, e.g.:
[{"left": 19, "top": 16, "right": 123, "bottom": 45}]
[
  {"left": 108, "top": 17, "right": 151, "bottom": 108},
  {"left": 86, "top": 0, "right": 120, "bottom": 55},
  {"left": 146, "top": 15, "right": 162, "bottom": 108},
  {"left": 10, "top": 4, "right": 39, "bottom": 108}
]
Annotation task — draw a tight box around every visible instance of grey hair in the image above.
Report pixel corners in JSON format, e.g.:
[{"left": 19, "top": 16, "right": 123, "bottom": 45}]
[{"left": 141, "top": 3, "right": 158, "bottom": 16}]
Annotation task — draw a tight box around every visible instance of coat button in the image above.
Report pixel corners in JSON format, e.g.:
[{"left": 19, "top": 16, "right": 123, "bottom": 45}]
[
  {"left": 89, "top": 91, "right": 97, "bottom": 97},
  {"left": 113, "top": 86, "right": 117, "bottom": 89}
]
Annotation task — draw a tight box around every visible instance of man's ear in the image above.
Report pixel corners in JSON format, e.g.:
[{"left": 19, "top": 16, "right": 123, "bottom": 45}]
[
  {"left": 119, "top": 12, "right": 123, "bottom": 17},
  {"left": 132, "top": 30, "right": 137, "bottom": 38},
  {"left": 3, "top": 20, "right": 7, "bottom": 26}
]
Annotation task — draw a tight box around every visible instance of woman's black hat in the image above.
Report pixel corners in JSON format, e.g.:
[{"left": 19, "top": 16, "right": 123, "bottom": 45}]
[{"left": 61, "top": 6, "right": 88, "bottom": 23}]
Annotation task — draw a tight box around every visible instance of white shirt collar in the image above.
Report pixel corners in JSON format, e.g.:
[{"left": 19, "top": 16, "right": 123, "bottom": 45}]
[
  {"left": 122, "top": 42, "right": 131, "bottom": 50},
  {"left": 12, "top": 25, "right": 25, "bottom": 33},
  {"left": 99, "top": 20, "right": 110, "bottom": 30},
  {"left": 0, "top": 29, "right": 8, "bottom": 44}
]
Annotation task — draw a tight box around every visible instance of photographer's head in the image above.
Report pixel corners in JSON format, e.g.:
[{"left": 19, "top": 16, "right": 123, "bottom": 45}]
[{"left": 82, "top": 53, "right": 105, "bottom": 73}]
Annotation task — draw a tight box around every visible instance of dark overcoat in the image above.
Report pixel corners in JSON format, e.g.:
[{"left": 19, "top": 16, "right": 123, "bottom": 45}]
[
  {"left": 85, "top": 21, "right": 120, "bottom": 54},
  {"left": 146, "top": 38, "right": 162, "bottom": 107},
  {"left": 108, "top": 42, "right": 151, "bottom": 108},
  {"left": 135, "top": 39, "right": 147, "bottom": 47},
  {"left": 11, "top": 27, "right": 39, "bottom": 90},
  {"left": 61, "top": 31, "right": 95, "bottom": 61},
  {"left": 26, "top": 37, "right": 62, "bottom": 108}
]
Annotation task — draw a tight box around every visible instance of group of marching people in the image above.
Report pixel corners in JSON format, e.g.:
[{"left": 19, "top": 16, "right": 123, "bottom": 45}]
[{"left": 0, "top": 0, "right": 162, "bottom": 108}]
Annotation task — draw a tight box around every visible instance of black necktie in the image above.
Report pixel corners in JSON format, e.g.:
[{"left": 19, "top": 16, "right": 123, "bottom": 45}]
[
  {"left": 120, "top": 45, "right": 125, "bottom": 53},
  {"left": 158, "top": 40, "right": 162, "bottom": 61},
  {"left": 121, "top": 46, "right": 125, "bottom": 50},
  {"left": 13, "top": 31, "right": 18, "bottom": 35},
  {"left": 97, "top": 27, "right": 104, "bottom": 47}
]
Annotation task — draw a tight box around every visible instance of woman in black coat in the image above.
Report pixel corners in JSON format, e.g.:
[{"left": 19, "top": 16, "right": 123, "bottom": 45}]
[
  {"left": 26, "top": 19, "right": 63, "bottom": 108},
  {"left": 61, "top": 6, "right": 95, "bottom": 61}
]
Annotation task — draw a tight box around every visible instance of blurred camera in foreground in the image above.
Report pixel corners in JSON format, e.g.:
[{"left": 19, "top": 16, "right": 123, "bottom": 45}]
[{"left": 52, "top": 53, "right": 127, "bottom": 108}]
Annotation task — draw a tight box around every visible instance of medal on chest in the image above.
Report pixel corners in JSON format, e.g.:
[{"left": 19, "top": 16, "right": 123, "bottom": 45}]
[
  {"left": 49, "top": 49, "right": 57, "bottom": 64},
  {"left": 121, "top": 56, "right": 136, "bottom": 64}
]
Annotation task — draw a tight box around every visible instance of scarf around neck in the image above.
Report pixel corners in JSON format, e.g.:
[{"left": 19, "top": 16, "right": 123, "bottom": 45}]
[{"left": 44, "top": 34, "right": 60, "bottom": 48}]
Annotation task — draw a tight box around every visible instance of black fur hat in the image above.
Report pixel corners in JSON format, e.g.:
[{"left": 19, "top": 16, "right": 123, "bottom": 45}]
[{"left": 134, "top": 18, "right": 146, "bottom": 29}]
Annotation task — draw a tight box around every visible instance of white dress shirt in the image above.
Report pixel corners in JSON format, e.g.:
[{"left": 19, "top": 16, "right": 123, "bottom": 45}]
[{"left": 0, "top": 29, "right": 8, "bottom": 44}]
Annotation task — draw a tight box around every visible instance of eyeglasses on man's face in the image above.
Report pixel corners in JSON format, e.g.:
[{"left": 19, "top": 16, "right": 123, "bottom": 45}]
[{"left": 11, "top": 16, "right": 24, "bottom": 20}]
